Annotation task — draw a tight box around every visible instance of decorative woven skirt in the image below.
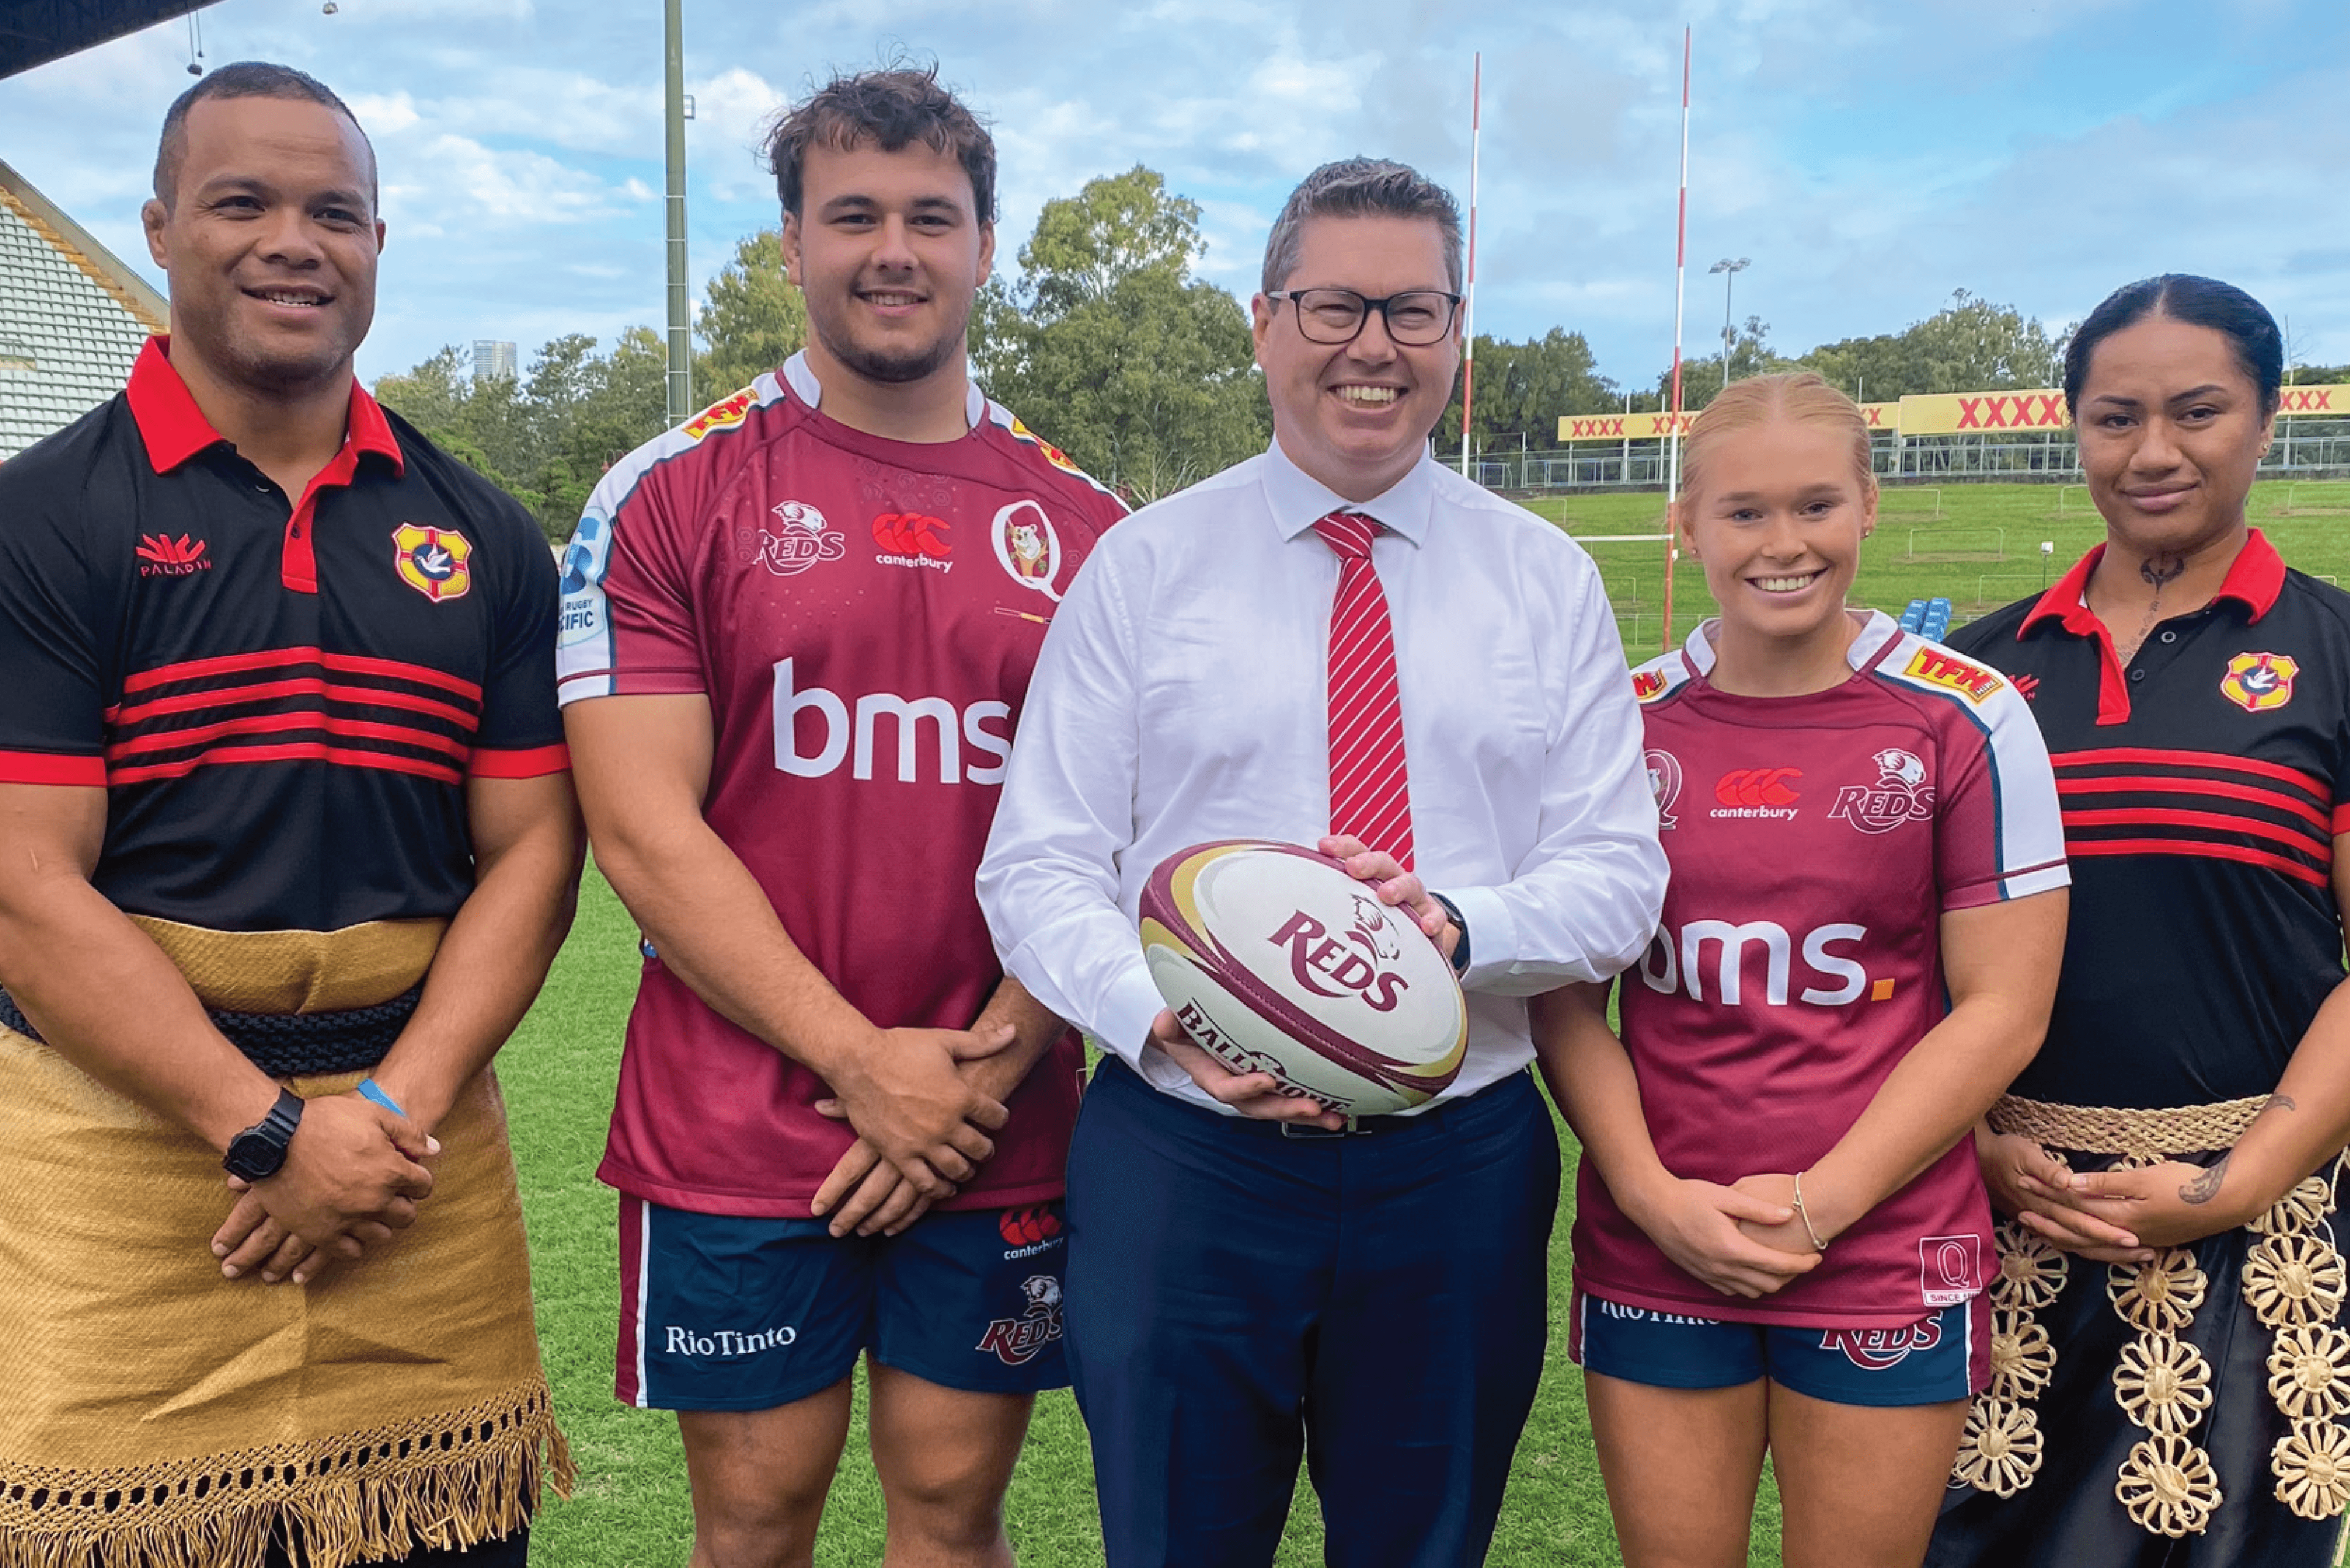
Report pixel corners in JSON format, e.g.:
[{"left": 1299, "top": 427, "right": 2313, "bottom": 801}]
[
  {"left": 1928, "top": 1093, "right": 2348, "bottom": 1567},
  {"left": 0, "top": 918, "right": 570, "bottom": 1568}
]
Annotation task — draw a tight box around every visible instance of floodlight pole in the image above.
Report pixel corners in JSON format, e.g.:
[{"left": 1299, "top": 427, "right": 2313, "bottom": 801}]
[
  {"left": 663, "top": 0, "right": 692, "bottom": 426},
  {"left": 1709, "top": 256, "right": 1748, "bottom": 389},
  {"left": 1661, "top": 25, "right": 1691, "bottom": 652},
  {"left": 1459, "top": 53, "right": 1481, "bottom": 479}
]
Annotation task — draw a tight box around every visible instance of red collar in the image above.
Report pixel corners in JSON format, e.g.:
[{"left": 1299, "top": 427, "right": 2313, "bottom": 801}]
[
  {"left": 2019, "top": 527, "right": 2286, "bottom": 638},
  {"left": 125, "top": 335, "right": 403, "bottom": 477}
]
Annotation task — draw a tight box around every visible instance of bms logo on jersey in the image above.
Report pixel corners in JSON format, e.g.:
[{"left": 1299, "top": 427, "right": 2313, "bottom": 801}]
[
  {"left": 1638, "top": 919, "right": 1873, "bottom": 1007},
  {"left": 771, "top": 659, "right": 1015, "bottom": 785}
]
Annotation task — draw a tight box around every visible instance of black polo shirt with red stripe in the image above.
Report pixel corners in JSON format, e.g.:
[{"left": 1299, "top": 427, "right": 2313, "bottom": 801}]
[
  {"left": 0, "top": 338, "right": 566, "bottom": 933},
  {"left": 1949, "top": 530, "right": 2349, "bottom": 1109}
]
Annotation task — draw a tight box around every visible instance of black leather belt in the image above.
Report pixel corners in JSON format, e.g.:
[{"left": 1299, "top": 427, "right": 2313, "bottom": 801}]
[{"left": 0, "top": 982, "right": 422, "bottom": 1078}]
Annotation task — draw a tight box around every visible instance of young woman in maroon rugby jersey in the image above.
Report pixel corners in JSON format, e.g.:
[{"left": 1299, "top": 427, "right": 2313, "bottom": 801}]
[{"left": 1536, "top": 373, "right": 2071, "bottom": 1568}]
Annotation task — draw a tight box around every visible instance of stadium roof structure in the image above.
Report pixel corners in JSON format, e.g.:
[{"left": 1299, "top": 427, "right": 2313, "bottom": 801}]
[
  {"left": 0, "top": 1, "right": 216, "bottom": 80},
  {"left": 0, "top": 157, "right": 165, "bottom": 458}
]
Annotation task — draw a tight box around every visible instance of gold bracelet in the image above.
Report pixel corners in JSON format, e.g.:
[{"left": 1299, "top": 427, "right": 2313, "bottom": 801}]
[{"left": 1791, "top": 1170, "right": 1828, "bottom": 1253}]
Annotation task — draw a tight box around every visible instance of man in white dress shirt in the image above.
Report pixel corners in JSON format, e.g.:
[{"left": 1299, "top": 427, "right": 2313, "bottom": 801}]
[{"left": 975, "top": 158, "right": 1666, "bottom": 1566}]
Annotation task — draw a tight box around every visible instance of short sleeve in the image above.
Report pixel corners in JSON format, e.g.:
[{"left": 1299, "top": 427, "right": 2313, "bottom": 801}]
[
  {"left": 554, "top": 448, "right": 705, "bottom": 706},
  {"left": 1934, "top": 679, "right": 2070, "bottom": 909},
  {"left": 468, "top": 500, "right": 569, "bottom": 778},
  {"left": 0, "top": 498, "right": 108, "bottom": 785}
]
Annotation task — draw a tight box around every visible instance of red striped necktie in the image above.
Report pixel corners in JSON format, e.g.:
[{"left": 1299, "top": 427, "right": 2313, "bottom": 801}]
[{"left": 1311, "top": 511, "right": 1414, "bottom": 871}]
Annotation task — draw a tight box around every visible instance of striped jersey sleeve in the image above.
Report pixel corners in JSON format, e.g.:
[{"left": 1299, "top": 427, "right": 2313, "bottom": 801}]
[
  {"left": 554, "top": 378, "right": 784, "bottom": 706},
  {"left": 1881, "top": 634, "right": 2070, "bottom": 908}
]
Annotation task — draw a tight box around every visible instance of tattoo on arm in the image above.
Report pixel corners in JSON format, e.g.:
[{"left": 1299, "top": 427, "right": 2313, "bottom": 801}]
[
  {"left": 2262, "top": 1094, "right": 2299, "bottom": 1115},
  {"left": 2180, "top": 1152, "right": 2231, "bottom": 1206}
]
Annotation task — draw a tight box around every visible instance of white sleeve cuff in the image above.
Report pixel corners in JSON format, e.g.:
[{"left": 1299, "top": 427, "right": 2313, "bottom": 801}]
[
  {"left": 1441, "top": 883, "right": 1520, "bottom": 992},
  {"left": 1096, "top": 962, "right": 1171, "bottom": 1072}
]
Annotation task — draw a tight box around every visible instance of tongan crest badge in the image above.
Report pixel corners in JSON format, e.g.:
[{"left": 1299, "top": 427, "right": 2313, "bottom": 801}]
[
  {"left": 2220, "top": 651, "right": 2297, "bottom": 714},
  {"left": 394, "top": 523, "right": 474, "bottom": 602}
]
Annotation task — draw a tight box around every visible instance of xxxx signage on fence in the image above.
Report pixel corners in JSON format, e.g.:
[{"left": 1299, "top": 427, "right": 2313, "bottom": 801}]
[
  {"left": 1556, "top": 403, "right": 1899, "bottom": 442},
  {"left": 1555, "top": 385, "right": 2350, "bottom": 445}
]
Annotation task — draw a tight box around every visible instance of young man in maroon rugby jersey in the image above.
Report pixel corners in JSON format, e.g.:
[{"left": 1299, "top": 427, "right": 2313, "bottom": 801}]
[
  {"left": 1539, "top": 374, "right": 2070, "bottom": 1568},
  {"left": 558, "top": 67, "right": 1124, "bottom": 1568}
]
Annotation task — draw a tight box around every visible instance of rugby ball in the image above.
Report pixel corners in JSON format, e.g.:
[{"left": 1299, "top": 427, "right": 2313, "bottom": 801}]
[{"left": 1138, "top": 840, "right": 1468, "bottom": 1116}]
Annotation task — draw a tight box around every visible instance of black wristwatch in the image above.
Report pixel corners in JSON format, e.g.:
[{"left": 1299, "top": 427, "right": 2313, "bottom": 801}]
[
  {"left": 223, "top": 1088, "right": 306, "bottom": 1182},
  {"left": 1428, "top": 890, "right": 1472, "bottom": 976}
]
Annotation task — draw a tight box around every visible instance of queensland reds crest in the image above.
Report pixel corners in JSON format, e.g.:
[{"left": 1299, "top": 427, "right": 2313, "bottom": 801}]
[
  {"left": 1644, "top": 748, "right": 1684, "bottom": 831},
  {"left": 2220, "top": 651, "right": 2298, "bottom": 713},
  {"left": 993, "top": 499, "right": 1067, "bottom": 601},
  {"left": 393, "top": 523, "right": 472, "bottom": 602}
]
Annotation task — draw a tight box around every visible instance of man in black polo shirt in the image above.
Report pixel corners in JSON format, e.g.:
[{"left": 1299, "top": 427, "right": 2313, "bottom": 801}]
[{"left": 0, "top": 63, "right": 573, "bottom": 1568}]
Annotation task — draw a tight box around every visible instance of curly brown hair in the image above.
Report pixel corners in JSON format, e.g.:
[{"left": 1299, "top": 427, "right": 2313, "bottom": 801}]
[{"left": 764, "top": 65, "right": 995, "bottom": 222}]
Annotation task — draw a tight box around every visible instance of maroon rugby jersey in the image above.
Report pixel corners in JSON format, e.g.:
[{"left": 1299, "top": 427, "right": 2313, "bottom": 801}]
[
  {"left": 1573, "top": 611, "right": 2068, "bottom": 1326},
  {"left": 556, "top": 354, "right": 1126, "bottom": 1216}
]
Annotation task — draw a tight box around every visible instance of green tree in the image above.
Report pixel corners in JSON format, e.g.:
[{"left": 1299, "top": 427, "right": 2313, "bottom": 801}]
[
  {"left": 982, "top": 166, "right": 1267, "bottom": 500},
  {"left": 1442, "top": 327, "right": 1617, "bottom": 451},
  {"left": 1799, "top": 291, "right": 2064, "bottom": 400},
  {"left": 697, "top": 231, "right": 808, "bottom": 394},
  {"left": 1016, "top": 165, "right": 1203, "bottom": 319},
  {"left": 1652, "top": 316, "right": 1781, "bottom": 413}
]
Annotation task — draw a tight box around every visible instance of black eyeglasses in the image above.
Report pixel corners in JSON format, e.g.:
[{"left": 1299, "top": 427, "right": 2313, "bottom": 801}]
[{"left": 1267, "top": 288, "right": 1463, "bottom": 346}]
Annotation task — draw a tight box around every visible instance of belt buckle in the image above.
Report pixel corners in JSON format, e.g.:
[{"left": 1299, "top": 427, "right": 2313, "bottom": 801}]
[{"left": 1281, "top": 1115, "right": 1360, "bottom": 1139}]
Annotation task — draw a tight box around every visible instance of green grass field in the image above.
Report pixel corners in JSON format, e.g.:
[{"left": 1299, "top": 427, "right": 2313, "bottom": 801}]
[{"left": 500, "top": 481, "right": 2349, "bottom": 1566}]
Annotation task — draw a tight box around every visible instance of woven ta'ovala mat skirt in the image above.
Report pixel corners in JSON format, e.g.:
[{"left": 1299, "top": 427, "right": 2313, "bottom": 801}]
[{"left": 0, "top": 920, "right": 569, "bottom": 1568}]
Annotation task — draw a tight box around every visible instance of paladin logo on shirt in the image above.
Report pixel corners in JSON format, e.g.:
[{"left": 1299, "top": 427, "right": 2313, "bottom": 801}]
[
  {"left": 393, "top": 524, "right": 473, "bottom": 602},
  {"left": 977, "top": 1275, "right": 1064, "bottom": 1366},
  {"left": 1828, "top": 748, "right": 1934, "bottom": 835},
  {"left": 755, "top": 501, "right": 847, "bottom": 577},
  {"left": 136, "top": 533, "right": 212, "bottom": 578}
]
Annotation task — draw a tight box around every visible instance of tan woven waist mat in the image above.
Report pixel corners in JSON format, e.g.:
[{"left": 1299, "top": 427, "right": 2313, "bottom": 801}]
[
  {"left": 127, "top": 914, "right": 447, "bottom": 1014},
  {"left": 1990, "top": 1091, "right": 2272, "bottom": 1160},
  {"left": 0, "top": 1025, "right": 568, "bottom": 1568}
]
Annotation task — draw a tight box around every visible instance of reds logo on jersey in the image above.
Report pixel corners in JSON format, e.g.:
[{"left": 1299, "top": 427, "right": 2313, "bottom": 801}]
[
  {"left": 977, "top": 1275, "right": 1064, "bottom": 1366},
  {"left": 1829, "top": 748, "right": 1934, "bottom": 834},
  {"left": 1820, "top": 1313, "right": 1944, "bottom": 1370},
  {"left": 753, "top": 501, "right": 847, "bottom": 577},
  {"left": 993, "top": 500, "right": 1070, "bottom": 602},
  {"left": 2220, "top": 651, "right": 2298, "bottom": 713}
]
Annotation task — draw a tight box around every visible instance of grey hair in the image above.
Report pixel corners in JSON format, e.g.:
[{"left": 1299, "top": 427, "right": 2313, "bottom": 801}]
[{"left": 1260, "top": 158, "right": 1464, "bottom": 295}]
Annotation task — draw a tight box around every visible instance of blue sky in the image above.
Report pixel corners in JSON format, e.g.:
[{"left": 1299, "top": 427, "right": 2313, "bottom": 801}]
[{"left": 7, "top": 0, "right": 2346, "bottom": 400}]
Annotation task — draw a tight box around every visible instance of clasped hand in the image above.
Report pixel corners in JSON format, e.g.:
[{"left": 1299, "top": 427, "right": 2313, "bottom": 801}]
[
  {"left": 1629, "top": 1171, "right": 1823, "bottom": 1299},
  {"left": 212, "top": 1091, "right": 438, "bottom": 1286},
  {"left": 807, "top": 1023, "right": 1015, "bottom": 1239},
  {"left": 1979, "top": 1130, "right": 2238, "bottom": 1263}
]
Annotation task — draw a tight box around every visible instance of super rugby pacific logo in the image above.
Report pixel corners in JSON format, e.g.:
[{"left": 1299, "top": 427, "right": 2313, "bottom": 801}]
[
  {"left": 1267, "top": 895, "right": 1412, "bottom": 1013},
  {"left": 1827, "top": 748, "right": 1934, "bottom": 835}
]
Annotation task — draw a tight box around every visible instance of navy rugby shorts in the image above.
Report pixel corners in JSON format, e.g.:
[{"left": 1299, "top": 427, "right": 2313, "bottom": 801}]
[
  {"left": 1570, "top": 1288, "right": 1990, "bottom": 1407},
  {"left": 615, "top": 1196, "right": 1070, "bottom": 1410}
]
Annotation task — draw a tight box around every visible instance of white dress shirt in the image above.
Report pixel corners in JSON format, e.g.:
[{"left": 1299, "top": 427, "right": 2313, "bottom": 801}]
[{"left": 976, "top": 440, "right": 1668, "bottom": 1112}]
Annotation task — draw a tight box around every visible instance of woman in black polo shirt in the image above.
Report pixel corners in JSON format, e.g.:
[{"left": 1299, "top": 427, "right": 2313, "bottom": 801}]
[{"left": 1928, "top": 275, "right": 2350, "bottom": 1564}]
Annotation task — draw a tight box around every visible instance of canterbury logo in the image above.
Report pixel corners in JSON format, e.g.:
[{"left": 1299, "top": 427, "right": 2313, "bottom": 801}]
[
  {"left": 872, "top": 512, "right": 951, "bottom": 559},
  {"left": 136, "top": 533, "right": 211, "bottom": 576},
  {"left": 1714, "top": 767, "right": 1801, "bottom": 808}
]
